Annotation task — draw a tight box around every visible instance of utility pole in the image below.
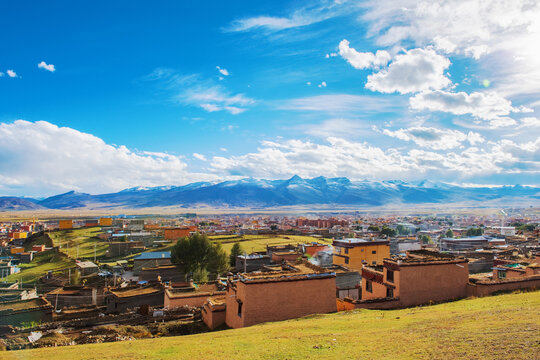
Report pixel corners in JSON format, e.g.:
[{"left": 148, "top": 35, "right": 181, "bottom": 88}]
[{"left": 94, "top": 243, "right": 97, "bottom": 262}]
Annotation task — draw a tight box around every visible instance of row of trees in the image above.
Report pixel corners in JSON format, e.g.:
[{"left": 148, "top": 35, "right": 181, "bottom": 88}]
[{"left": 170, "top": 233, "right": 244, "bottom": 282}]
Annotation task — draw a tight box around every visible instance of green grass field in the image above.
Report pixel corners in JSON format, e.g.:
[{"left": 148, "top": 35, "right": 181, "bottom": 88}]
[
  {"left": 7, "top": 251, "right": 74, "bottom": 284},
  {"left": 4, "top": 291, "right": 538, "bottom": 359},
  {"left": 210, "top": 234, "right": 332, "bottom": 253},
  {"left": 48, "top": 227, "right": 108, "bottom": 259}
]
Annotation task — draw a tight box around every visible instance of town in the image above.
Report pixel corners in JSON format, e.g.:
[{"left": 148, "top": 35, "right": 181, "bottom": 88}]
[{"left": 1, "top": 210, "right": 538, "bottom": 350}]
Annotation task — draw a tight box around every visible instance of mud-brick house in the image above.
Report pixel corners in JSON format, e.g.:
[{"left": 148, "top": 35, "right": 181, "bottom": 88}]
[
  {"left": 105, "top": 284, "right": 164, "bottom": 313},
  {"left": 164, "top": 282, "right": 225, "bottom": 309},
  {"left": 202, "top": 295, "right": 226, "bottom": 330},
  {"left": 224, "top": 261, "right": 337, "bottom": 328},
  {"left": 0, "top": 297, "right": 53, "bottom": 326},
  {"left": 360, "top": 250, "right": 469, "bottom": 308}
]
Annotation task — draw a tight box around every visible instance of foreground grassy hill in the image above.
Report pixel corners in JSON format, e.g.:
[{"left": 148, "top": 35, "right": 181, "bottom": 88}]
[{"left": 5, "top": 291, "right": 539, "bottom": 360}]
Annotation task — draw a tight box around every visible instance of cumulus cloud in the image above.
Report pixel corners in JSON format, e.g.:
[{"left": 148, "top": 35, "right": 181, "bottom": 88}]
[
  {"left": 210, "top": 136, "right": 535, "bottom": 180},
  {"left": 38, "top": 61, "right": 55, "bottom": 72},
  {"left": 317, "top": 81, "right": 327, "bottom": 88},
  {"left": 516, "top": 117, "right": 540, "bottom": 129},
  {"left": 0, "top": 120, "right": 215, "bottom": 196},
  {"left": 6, "top": 70, "right": 17, "bottom": 78},
  {"left": 193, "top": 153, "right": 207, "bottom": 161},
  {"left": 409, "top": 90, "right": 526, "bottom": 127},
  {"left": 216, "top": 66, "right": 229, "bottom": 76},
  {"left": 381, "top": 127, "right": 484, "bottom": 150},
  {"left": 338, "top": 39, "right": 391, "bottom": 69},
  {"left": 365, "top": 47, "right": 451, "bottom": 94}
]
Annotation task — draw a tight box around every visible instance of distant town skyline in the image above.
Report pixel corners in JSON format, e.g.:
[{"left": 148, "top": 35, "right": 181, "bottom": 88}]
[{"left": 1, "top": 0, "right": 539, "bottom": 197}]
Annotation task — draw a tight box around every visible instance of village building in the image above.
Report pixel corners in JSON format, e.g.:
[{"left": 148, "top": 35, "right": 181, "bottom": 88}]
[
  {"left": 45, "top": 286, "right": 104, "bottom": 309},
  {"left": 164, "top": 282, "right": 225, "bottom": 309},
  {"left": 0, "top": 288, "right": 38, "bottom": 303},
  {"left": 58, "top": 220, "right": 73, "bottom": 230},
  {"left": 0, "top": 297, "right": 53, "bottom": 326},
  {"left": 76, "top": 260, "right": 99, "bottom": 276},
  {"left": 333, "top": 238, "right": 390, "bottom": 270},
  {"left": 359, "top": 250, "right": 470, "bottom": 308},
  {"left": 99, "top": 217, "right": 113, "bottom": 226},
  {"left": 224, "top": 262, "right": 337, "bottom": 328},
  {"left": 105, "top": 284, "right": 164, "bottom": 313},
  {"left": 133, "top": 251, "right": 171, "bottom": 274},
  {"left": 235, "top": 253, "right": 271, "bottom": 272},
  {"left": 139, "top": 264, "right": 185, "bottom": 283},
  {"left": 201, "top": 295, "right": 226, "bottom": 330},
  {"left": 163, "top": 226, "right": 197, "bottom": 240}
]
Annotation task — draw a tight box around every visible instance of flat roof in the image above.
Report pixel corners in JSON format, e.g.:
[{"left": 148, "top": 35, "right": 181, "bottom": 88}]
[
  {"left": 237, "top": 262, "right": 335, "bottom": 283},
  {"left": 134, "top": 251, "right": 171, "bottom": 260}
]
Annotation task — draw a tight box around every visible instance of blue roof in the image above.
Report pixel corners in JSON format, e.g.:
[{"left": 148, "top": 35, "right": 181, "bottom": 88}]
[{"left": 134, "top": 251, "right": 171, "bottom": 260}]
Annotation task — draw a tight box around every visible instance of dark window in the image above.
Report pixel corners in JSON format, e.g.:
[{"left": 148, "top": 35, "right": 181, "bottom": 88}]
[
  {"left": 498, "top": 271, "right": 506, "bottom": 279},
  {"left": 366, "top": 280, "right": 372, "bottom": 293},
  {"left": 372, "top": 250, "right": 376, "bottom": 254},
  {"left": 345, "top": 257, "right": 349, "bottom": 264},
  {"left": 372, "top": 261, "right": 377, "bottom": 265},
  {"left": 237, "top": 300, "right": 243, "bottom": 317},
  {"left": 345, "top": 248, "right": 349, "bottom": 254},
  {"left": 387, "top": 270, "right": 394, "bottom": 283},
  {"left": 386, "top": 287, "right": 394, "bottom": 298}
]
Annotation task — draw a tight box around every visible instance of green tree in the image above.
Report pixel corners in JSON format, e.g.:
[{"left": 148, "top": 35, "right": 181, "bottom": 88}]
[
  {"left": 445, "top": 229, "right": 454, "bottom": 238},
  {"left": 419, "top": 234, "right": 432, "bottom": 244},
  {"left": 380, "top": 226, "right": 396, "bottom": 237},
  {"left": 229, "top": 242, "right": 243, "bottom": 267},
  {"left": 396, "top": 224, "right": 411, "bottom": 235},
  {"left": 171, "top": 233, "right": 212, "bottom": 276},
  {"left": 207, "top": 243, "right": 229, "bottom": 279},
  {"left": 466, "top": 227, "right": 483, "bottom": 236},
  {"left": 368, "top": 225, "right": 380, "bottom": 232}
]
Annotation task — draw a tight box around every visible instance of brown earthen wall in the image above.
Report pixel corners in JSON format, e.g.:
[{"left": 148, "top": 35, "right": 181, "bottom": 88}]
[
  {"left": 398, "top": 262, "right": 469, "bottom": 307},
  {"left": 202, "top": 306, "right": 226, "bottom": 330},
  {"left": 226, "top": 277, "right": 336, "bottom": 328},
  {"left": 467, "top": 277, "right": 540, "bottom": 297}
]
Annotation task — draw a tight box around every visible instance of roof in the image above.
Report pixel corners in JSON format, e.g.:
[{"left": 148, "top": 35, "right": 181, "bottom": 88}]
[
  {"left": 236, "top": 262, "right": 335, "bottom": 284},
  {"left": 76, "top": 261, "right": 98, "bottom": 268},
  {"left": 333, "top": 238, "right": 389, "bottom": 247},
  {"left": 134, "top": 251, "right": 171, "bottom": 260}
]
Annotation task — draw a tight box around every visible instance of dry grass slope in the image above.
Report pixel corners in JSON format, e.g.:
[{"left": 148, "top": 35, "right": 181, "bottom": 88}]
[{"left": 4, "top": 291, "right": 539, "bottom": 360}]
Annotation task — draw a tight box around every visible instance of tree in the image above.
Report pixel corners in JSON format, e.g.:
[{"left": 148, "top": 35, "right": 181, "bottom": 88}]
[
  {"left": 368, "top": 225, "right": 380, "bottom": 232},
  {"left": 396, "top": 224, "right": 411, "bottom": 235},
  {"left": 445, "top": 229, "right": 454, "bottom": 238},
  {"left": 419, "top": 234, "right": 432, "bottom": 244},
  {"left": 207, "top": 243, "right": 229, "bottom": 279},
  {"left": 466, "top": 227, "right": 483, "bottom": 236},
  {"left": 229, "top": 242, "right": 243, "bottom": 267},
  {"left": 380, "top": 226, "right": 396, "bottom": 238},
  {"left": 171, "top": 233, "right": 212, "bottom": 276}
]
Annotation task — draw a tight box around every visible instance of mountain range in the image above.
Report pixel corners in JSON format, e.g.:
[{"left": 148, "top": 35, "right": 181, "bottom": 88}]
[{"left": 1, "top": 176, "right": 539, "bottom": 210}]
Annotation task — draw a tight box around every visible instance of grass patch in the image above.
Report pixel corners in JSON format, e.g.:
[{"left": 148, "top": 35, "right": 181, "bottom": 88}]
[
  {"left": 5, "top": 290, "right": 538, "bottom": 359},
  {"left": 7, "top": 251, "right": 74, "bottom": 284},
  {"left": 48, "top": 227, "right": 108, "bottom": 259}
]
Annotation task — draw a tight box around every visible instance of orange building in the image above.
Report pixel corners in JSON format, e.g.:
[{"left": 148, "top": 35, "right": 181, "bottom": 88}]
[
  {"left": 12, "top": 232, "right": 28, "bottom": 239},
  {"left": 59, "top": 220, "right": 73, "bottom": 230},
  {"left": 99, "top": 217, "right": 113, "bottom": 226},
  {"left": 333, "top": 239, "right": 390, "bottom": 270},
  {"left": 163, "top": 227, "right": 197, "bottom": 240},
  {"left": 10, "top": 247, "right": 24, "bottom": 254}
]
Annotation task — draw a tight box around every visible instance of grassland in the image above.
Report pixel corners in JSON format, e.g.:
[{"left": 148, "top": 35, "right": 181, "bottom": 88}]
[
  {"left": 48, "top": 227, "right": 108, "bottom": 259},
  {"left": 5, "top": 291, "right": 539, "bottom": 359},
  {"left": 209, "top": 234, "right": 332, "bottom": 253},
  {"left": 6, "top": 251, "right": 74, "bottom": 284}
]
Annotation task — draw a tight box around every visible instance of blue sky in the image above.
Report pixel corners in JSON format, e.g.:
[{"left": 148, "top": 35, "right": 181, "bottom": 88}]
[{"left": 1, "top": 0, "right": 540, "bottom": 196}]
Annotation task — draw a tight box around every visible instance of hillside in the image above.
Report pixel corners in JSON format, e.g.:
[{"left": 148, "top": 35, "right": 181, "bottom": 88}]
[{"left": 5, "top": 291, "right": 539, "bottom": 359}]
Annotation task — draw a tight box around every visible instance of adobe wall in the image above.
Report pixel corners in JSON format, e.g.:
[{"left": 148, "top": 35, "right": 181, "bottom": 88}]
[
  {"left": 226, "top": 276, "right": 336, "bottom": 328},
  {"left": 164, "top": 291, "right": 225, "bottom": 309},
  {"left": 202, "top": 305, "right": 226, "bottom": 330},
  {"left": 361, "top": 278, "right": 387, "bottom": 300},
  {"left": 467, "top": 276, "right": 540, "bottom": 297},
  {"left": 398, "top": 262, "right": 469, "bottom": 307}
]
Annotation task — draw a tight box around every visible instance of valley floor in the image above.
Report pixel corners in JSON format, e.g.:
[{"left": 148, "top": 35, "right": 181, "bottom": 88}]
[{"left": 4, "top": 290, "right": 539, "bottom": 360}]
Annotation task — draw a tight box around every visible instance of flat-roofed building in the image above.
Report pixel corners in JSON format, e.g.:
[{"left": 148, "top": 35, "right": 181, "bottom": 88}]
[
  {"left": 225, "top": 262, "right": 337, "bottom": 328},
  {"left": 133, "top": 251, "right": 171, "bottom": 274},
  {"left": 333, "top": 238, "right": 390, "bottom": 270}
]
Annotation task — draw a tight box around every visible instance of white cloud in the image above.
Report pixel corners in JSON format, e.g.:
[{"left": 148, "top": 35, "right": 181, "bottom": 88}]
[
  {"left": 516, "top": 117, "right": 540, "bottom": 129},
  {"left": 338, "top": 39, "right": 391, "bottom": 69},
  {"left": 294, "top": 118, "right": 371, "bottom": 138},
  {"left": 6, "top": 70, "right": 17, "bottom": 78},
  {"left": 0, "top": 120, "right": 216, "bottom": 196},
  {"left": 306, "top": 81, "right": 311, "bottom": 86},
  {"left": 361, "top": 0, "right": 540, "bottom": 97},
  {"left": 382, "top": 127, "right": 473, "bottom": 150},
  {"left": 317, "top": 81, "right": 327, "bottom": 88},
  {"left": 193, "top": 153, "right": 207, "bottom": 161},
  {"left": 280, "top": 94, "right": 404, "bottom": 113},
  {"left": 365, "top": 47, "right": 451, "bottom": 94},
  {"left": 38, "top": 61, "right": 55, "bottom": 72},
  {"left": 409, "top": 90, "right": 526, "bottom": 127},
  {"left": 216, "top": 66, "right": 229, "bottom": 76},
  {"left": 210, "top": 136, "right": 534, "bottom": 180}
]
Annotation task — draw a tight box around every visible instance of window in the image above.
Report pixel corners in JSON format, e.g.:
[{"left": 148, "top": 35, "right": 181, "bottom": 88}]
[
  {"left": 498, "top": 271, "right": 506, "bottom": 280},
  {"left": 372, "top": 250, "right": 376, "bottom": 254},
  {"left": 361, "top": 249, "right": 364, "bottom": 252},
  {"left": 387, "top": 270, "right": 394, "bottom": 283},
  {"left": 372, "top": 261, "right": 377, "bottom": 265},
  {"left": 366, "top": 280, "right": 372, "bottom": 293},
  {"left": 386, "top": 287, "right": 394, "bottom": 298},
  {"left": 345, "top": 257, "right": 349, "bottom": 264},
  {"left": 237, "top": 300, "right": 243, "bottom": 317},
  {"left": 345, "top": 248, "right": 349, "bottom": 254}
]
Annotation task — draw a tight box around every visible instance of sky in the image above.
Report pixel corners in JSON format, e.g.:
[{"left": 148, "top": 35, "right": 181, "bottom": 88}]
[{"left": 1, "top": 0, "right": 540, "bottom": 197}]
